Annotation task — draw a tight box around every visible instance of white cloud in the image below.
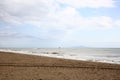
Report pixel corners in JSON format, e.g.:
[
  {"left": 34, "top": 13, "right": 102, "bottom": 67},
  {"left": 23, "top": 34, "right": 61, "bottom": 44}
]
[
  {"left": 115, "top": 20, "right": 120, "bottom": 27},
  {"left": 0, "top": 0, "right": 53, "bottom": 25},
  {"left": 0, "top": 0, "right": 118, "bottom": 31},
  {"left": 1, "top": 0, "right": 120, "bottom": 47},
  {"left": 0, "top": 10, "right": 22, "bottom": 25},
  {"left": 87, "top": 16, "right": 113, "bottom": 29},
  {"left": 47, "top": 8, "right": 115, "bottom": 30},
  {"left": 57, "top": 0, "right": 115, "bottom": 8},
  {"left": 0, "top": 32, "right": 17, "bottom": 37}
]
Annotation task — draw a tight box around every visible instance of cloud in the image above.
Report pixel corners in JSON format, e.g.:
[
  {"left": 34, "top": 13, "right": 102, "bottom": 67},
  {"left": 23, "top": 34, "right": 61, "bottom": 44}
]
[
  {"left": 47, "top": 7, "right": 116, "bottom": 30},
  {"left": 57, "top": 0, "right": 115, "bottom": 8},
  {"left": 87, "top": 16, "right": 113, "bottom": 29},
  {"left": 0, "top": 0, "right": 119, "bottom": 38},
  {"left": 0, "top": 0, "right": 53, "bottom": 25},
  {"left": 1, "top": 0, "right": 120, "bottom": 47},
  {"left": 0, "top": 32, "right": 18, "bottom": 37},
  {"left": 115, "top": 20, "right": 120, "bottom": 27}
]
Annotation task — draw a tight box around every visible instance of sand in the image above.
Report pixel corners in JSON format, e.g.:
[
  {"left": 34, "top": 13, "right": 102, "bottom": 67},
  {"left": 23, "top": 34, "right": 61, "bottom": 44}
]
[{"left": 0, "top": 51, "right": 120, "bottom": 80}]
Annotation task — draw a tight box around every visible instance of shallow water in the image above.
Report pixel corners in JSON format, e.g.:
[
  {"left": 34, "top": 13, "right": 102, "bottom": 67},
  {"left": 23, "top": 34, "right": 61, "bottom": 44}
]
[{"left": 0, "top": 48, "right": 120, "bottom": 64}]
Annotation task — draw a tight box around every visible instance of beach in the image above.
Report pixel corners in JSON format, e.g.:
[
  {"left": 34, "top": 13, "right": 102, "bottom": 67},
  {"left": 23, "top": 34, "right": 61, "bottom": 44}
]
[{"left": 0, "top": 51, "right": 120, "bottom": 80}]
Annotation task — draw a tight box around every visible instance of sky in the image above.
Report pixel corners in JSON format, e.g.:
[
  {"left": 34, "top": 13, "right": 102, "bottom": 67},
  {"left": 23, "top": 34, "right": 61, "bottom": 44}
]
[{"left": 0, "top": 0, "right": 120, "bottom": 48}]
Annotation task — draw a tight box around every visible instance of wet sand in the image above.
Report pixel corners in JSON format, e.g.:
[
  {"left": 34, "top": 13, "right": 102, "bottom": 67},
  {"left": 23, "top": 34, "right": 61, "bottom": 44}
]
[{"left": 0, "top": 51, "right": 120, "bottom": 80}]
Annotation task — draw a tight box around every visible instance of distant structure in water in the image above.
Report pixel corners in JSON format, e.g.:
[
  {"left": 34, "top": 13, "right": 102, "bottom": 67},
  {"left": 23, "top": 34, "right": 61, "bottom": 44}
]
[{"left": 58, "top": 47, "right": 61, "bottom": 52}]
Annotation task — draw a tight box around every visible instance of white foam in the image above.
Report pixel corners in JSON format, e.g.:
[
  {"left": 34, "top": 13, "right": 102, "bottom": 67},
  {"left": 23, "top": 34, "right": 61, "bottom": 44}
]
[{"left": 0, "top": 48, "right": 120, "bottom": 64}]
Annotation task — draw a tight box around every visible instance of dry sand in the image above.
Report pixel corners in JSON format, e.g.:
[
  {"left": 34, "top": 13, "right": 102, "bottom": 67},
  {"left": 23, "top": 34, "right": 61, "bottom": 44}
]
[{"left": 0, "top": 51, "right": 120, "bottom": 80}]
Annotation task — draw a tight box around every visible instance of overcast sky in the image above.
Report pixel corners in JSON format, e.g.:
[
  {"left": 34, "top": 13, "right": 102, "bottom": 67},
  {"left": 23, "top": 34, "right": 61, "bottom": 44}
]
[{"left": 0, "top": 0, "right": 120, "bottom": 48}]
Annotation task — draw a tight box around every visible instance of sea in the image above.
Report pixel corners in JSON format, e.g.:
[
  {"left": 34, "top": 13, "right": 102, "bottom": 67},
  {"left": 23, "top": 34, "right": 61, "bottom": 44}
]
[{"left": 0, "top": 48, "right": 120, "bottom": 64}]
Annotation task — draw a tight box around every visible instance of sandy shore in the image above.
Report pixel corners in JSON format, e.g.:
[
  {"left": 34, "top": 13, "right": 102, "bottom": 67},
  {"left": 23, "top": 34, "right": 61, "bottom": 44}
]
[{"left": 0, "top": 51, "right": 120, "bottom": 80}]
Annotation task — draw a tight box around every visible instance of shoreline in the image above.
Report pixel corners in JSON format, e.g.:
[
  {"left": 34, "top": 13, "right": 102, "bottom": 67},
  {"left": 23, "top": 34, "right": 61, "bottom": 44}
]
[
  {"left": 0, "top": 51, "right": 120, "bottom": 80},
  {"left": 0, "top": 49, "right": 120, "bottom": 64}
]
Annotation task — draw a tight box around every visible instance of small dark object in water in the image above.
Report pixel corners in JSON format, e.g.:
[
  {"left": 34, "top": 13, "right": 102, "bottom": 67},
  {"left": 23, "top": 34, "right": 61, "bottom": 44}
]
[{"left": 52, "top": 52, "right": 59, "bottom": 54}]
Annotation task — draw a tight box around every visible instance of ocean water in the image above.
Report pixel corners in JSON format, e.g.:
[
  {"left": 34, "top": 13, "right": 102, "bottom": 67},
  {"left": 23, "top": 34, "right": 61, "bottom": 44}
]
[{"left": 0, "top": 48, "right": 120, "bottom": 64}]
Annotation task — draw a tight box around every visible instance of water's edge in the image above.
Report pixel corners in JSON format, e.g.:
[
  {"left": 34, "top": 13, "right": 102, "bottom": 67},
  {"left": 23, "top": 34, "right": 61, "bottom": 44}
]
[{"left": 0, "top": 48, "right": 120, "bottom": 64}]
